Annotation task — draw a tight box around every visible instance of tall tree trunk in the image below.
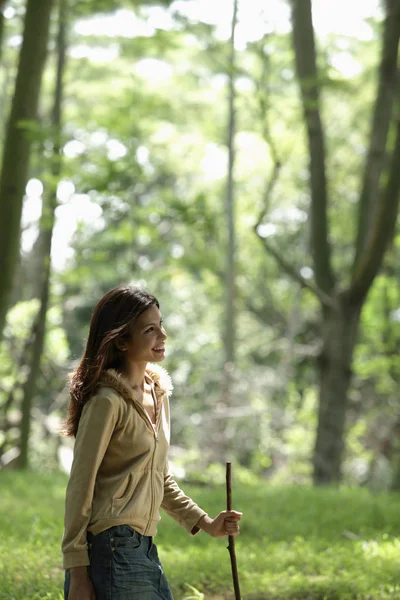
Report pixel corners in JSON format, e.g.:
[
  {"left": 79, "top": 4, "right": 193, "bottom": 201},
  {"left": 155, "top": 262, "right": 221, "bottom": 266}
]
[
  {"left": 19, "top": 0, "right": 66, "bottom": 470},
  {"left": 218, "top": 0, "right": 238, "bottom": 460},
  {"left": 224, "top": 0, "right": 238, "bottom": 372},
  {"left": 0, "top": 0, "right": 53, "bottom": 341},
  {"left": 290, "top": 0, "right": 334, "bottom": 297}
]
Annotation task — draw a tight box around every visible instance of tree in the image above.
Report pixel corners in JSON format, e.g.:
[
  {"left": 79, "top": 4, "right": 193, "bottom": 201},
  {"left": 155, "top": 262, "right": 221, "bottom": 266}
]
[
  {"left": 260, "top": 0, "right": 400, "bottom": 484},
  {"left": 0, "top": 0, "right": 53, "bottom": 340},
  {"left": 220, "top": 0, "right": 238, "bottom": 451},
  {"left": 19, "top": 0, "right": 67, "bottom": 469}
]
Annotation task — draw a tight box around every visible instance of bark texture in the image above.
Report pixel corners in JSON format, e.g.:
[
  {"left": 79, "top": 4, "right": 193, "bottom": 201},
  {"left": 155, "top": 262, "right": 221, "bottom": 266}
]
[
  {"left": 0, "top": 0, "right": 53, "bottom": 340},
  {"left": 313, "top": 300, "right": 360, "bottom": 482}
]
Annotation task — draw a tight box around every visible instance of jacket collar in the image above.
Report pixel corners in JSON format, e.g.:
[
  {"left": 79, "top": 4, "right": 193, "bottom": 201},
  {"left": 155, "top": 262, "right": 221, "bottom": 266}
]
[{"left": 98, "top": 363, "right": 173, "bottom": 403}]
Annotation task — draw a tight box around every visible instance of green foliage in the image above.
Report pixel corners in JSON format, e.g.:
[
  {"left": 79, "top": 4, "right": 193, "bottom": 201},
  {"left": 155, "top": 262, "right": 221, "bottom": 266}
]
[
  {"left": 1, "top": 471, "right": 400, "bottom": 599},
  {"left": 185, "top": 461, "right": 261, "bottom": 487}
]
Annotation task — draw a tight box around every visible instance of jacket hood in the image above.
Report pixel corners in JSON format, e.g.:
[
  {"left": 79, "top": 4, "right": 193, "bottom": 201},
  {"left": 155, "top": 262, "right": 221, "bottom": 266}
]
[{"left": 98, "top": 363, "right": 173, "bottom": 402}]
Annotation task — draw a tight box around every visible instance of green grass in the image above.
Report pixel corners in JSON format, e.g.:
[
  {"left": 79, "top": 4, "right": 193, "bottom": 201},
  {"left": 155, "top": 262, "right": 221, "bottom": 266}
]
[{"left": 0, "top": 471, "right": 400, "bottom": 599}]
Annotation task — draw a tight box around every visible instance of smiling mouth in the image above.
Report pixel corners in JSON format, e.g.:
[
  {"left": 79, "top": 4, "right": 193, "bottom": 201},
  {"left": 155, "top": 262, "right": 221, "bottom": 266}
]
[{"left": 152, "top": 346, "right": 165, "bottom": 352}]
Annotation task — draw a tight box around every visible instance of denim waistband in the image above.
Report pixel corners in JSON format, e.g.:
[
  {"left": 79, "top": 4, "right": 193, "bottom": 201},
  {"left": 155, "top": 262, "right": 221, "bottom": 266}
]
[{"left": 87, "top": 524, "right": 150, "bottom": 541}]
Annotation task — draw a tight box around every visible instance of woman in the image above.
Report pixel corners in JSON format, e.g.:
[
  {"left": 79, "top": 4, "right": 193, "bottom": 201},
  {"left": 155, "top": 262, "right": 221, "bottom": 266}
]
[{"left": 61, "top": 285, "right": 242, "bottom": 600}]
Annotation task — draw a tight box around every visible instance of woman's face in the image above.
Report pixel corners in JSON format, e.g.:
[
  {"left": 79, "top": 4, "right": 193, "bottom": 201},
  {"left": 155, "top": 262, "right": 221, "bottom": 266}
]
[{"left": 122, "top": 304, "right": 167, "bottom": 364}]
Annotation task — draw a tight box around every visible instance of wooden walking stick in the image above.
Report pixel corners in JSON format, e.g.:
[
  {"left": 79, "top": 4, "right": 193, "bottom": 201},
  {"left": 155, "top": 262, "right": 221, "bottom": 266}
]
[{"left": 226, "top": 461, "right": 241, "bottom": 600}]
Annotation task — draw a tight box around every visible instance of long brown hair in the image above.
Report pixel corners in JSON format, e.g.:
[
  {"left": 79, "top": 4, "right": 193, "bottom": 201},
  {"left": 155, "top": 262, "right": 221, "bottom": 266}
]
[{"left": 61, "top": 285, "right": 159, "bottom": 438}]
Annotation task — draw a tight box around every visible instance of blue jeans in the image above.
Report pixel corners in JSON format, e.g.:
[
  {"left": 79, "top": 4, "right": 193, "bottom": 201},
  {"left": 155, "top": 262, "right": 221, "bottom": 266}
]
[{"left": 64, "top": 525, "right": 174, "bottom": 600}]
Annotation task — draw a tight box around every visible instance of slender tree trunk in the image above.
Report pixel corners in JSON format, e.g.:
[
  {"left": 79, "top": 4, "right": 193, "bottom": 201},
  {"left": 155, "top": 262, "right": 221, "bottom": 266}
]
[
  {"left": 218, "top": 0, "right": 238, "bottom": 460},
  {"left": 354, "top": 0, "right": 400, "bottom": 268},
  {"left": 222, "top": 0, "right": 238, "bottom": 381},
  {"left": 224, "top": 0, "right": 238, "bottom": 365},
  {"left": 290, "top": 0, "right": 334, "bottom": 296},
  {"left": 18, "top": 282, "right": 51, "bottom": 468},
  {"left": 19, "top": 0, "right": 66, "bottom": 469},
  {"left": 0, "top": 0, "right": 53, "bottom": 341}
]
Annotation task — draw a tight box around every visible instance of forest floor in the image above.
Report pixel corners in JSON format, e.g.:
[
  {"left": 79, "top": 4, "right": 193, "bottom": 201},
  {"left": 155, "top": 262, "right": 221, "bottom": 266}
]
[{"left": 0, "top": 470, "right": 399, "bottom": 599}]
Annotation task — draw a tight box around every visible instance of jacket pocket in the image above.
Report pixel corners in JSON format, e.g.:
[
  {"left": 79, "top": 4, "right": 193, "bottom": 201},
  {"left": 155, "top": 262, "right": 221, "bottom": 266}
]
[
  {"left": 113, "top": 473, "right": 134, "bottom": 505},
  {"left": 113, "top": 473, "right": 132, "bottom": 504}
]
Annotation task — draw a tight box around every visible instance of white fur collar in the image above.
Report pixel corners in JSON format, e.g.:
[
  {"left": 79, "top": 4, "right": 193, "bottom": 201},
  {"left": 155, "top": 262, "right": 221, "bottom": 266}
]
[{"left": 145, "top": 362, "right": 173, "bottom": 396}]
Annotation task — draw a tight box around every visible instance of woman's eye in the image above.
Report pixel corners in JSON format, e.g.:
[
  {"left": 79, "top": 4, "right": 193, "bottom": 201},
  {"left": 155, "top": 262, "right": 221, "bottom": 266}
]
[{"left": 146, "top": 327, "right": 153, "bottom": 333}]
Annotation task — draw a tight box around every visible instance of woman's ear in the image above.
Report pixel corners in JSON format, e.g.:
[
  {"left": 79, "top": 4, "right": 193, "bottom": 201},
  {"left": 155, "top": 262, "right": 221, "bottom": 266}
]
[{"left": 116, "top": 338, "right": 128, "bottom": 352}]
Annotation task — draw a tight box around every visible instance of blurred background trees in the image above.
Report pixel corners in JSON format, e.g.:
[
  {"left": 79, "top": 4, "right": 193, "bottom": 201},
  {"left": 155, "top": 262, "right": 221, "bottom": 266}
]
[{"left": 0, "top": 0, "right": 399, "bottom": 491}]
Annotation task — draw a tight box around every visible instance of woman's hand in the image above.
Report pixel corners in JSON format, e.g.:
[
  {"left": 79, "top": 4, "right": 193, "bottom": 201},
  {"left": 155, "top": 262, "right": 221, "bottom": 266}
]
[
  {"left": 68, "top": 567, "right": 96, "bottom": 600},
  {"left": 196, "top": 510, "right": 242, "bottom": 538}
]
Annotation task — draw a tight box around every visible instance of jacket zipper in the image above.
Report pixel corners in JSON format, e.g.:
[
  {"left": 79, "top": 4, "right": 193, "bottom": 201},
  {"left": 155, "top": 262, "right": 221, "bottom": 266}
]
[
  {"left": 144, "top": 384, "right": 162, "bottom": 534},
  {"left": 130, "top": 396, "right": 157, "bottom": 437},
  {"left": 125, "top": 382, "right": 163, "bottom": 534},
  {"left": 144, "top": 436, "right": 157, "bottom": 535}
]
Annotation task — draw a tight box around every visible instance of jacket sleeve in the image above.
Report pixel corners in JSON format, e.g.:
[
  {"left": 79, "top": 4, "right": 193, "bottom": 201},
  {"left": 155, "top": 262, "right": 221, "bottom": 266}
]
[
  {"left": 61, "top": 394, "right": 119, "bottom": 569},
  {"left": 161, "top": 461, "right": 207, "bottom": 535}
]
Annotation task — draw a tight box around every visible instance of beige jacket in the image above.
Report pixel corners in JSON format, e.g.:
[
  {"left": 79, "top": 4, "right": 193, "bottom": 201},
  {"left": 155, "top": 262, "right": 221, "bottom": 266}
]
[{"left": 61, "top": 364, "right": 207, "bottom": 569}]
